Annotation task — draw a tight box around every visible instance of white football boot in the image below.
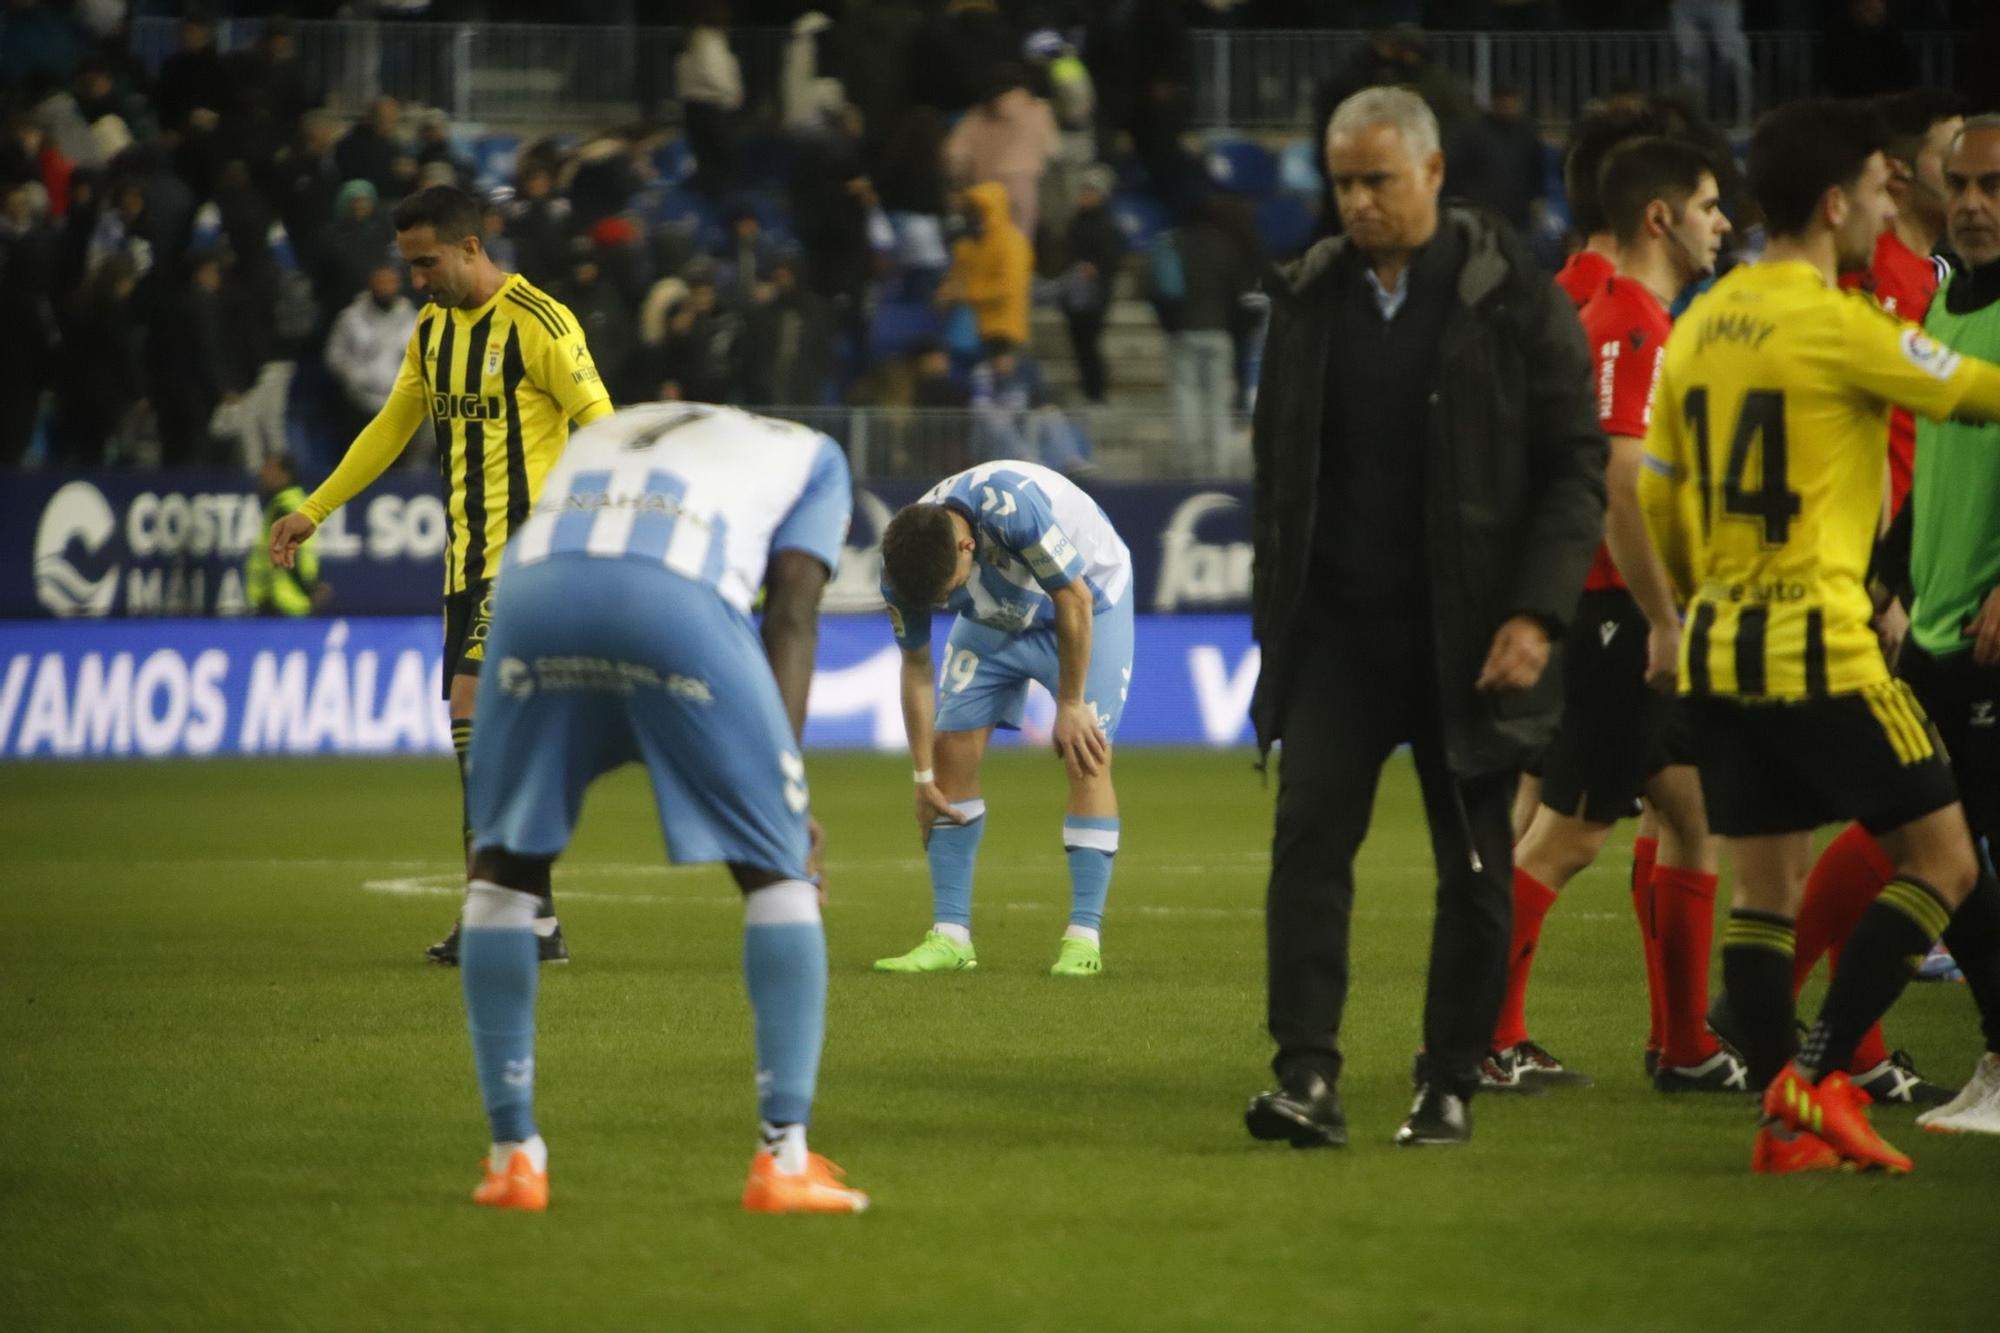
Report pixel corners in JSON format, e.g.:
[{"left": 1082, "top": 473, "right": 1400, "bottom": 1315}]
[{"left": 1917, "top": 1052, "right": 2000, "bottom": 1134}]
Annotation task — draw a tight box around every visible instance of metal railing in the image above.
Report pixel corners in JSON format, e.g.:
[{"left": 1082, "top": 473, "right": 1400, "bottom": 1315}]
[{"left": 128, "top": 19, "right": 1956, "bottom": 132}]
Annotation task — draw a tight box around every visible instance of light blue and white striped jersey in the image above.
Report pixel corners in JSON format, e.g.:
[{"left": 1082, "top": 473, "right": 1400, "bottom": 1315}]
[
  {"left": 505, "top": 403, "right": 852, "bottom": 615},
  {"left": 883, "top": 460, "right": 1132, "bottom": 650}
]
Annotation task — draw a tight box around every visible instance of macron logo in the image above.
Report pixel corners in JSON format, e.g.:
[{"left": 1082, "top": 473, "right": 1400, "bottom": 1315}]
[{"left": 1599, "top": 621, "right": 1619, "bottom": 648}]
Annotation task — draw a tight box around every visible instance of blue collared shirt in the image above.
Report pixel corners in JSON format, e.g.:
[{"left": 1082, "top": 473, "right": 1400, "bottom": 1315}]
[{"left": 1365, "top": 263, "right": 1411, "bottom": 321}]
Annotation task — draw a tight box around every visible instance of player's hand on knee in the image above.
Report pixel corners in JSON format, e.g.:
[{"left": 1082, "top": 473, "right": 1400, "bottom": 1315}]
[
  {"left": 1053, "top": 701, "right": 1108, "bottom": 780},
  {"left": 268, "top": 512, "right": 317, "bottom": 570},
  {"left": 916, "top": 782, "right": 966, "bottom": 847}
]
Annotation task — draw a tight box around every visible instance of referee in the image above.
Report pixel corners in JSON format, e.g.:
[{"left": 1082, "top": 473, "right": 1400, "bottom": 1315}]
[
  {"left": 270, "top": 185, "right": 614, "bottom": 963},
  {"left": 1242, "top": 89, "right": 1604, "bottom": 1148}
]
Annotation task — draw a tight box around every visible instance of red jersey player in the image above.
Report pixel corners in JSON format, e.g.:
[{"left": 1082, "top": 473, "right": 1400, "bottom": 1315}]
[
  {"left": 1553, "top": 109, "right": 1664, "bottom": 310},
  {"left": 1484, "top": 137, "right": 1743, "bottom": 1094}
]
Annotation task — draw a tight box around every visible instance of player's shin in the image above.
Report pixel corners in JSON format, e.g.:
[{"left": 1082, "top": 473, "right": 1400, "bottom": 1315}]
[
  {"left": 928, "top": 800, "right": 986, "bottom": 939},
  {"left": 1062, "top": 816, "right": 1119, "bottom": 944},
  {"left": 1720, "top": 909, "right": 1799, "bottom": 1089},
  {"left": 461, "top": 880, "right": 542, "bottom": 1148},
  {"left": 1942, "top": 859, "right": 2000, "bottom": 1056},
  {"left": 1800, "top": 876, "right": 1953, "bottom": 1081},
  {"left": 743, "top": 880, "right": 826, "bottom": 1172},
  {"left": 1653, "top": 864, "right": 1721, "bottom": 1066}
]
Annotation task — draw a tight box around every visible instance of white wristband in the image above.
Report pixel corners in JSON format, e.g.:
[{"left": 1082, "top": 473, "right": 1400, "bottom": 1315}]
[{"left": 913, "top": 767, "right": 935, "bottom": 785}]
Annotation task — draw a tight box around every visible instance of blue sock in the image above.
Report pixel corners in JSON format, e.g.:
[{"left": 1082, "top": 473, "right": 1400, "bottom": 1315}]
[
  {"left": 927, "top": 799, "right": 987, "bottom": 929},
  {"left": 743, "top": 881, "right": 827, "bottom": 1127},
  {"left": 1063, "top": 816, "right": 1120, "bottom": 932},
  {"left": 460, "top": 882, "right": 540, "bottom": 1144}
]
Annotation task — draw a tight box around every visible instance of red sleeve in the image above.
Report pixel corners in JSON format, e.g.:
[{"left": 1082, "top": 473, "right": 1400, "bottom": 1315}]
[{"left": 1599, "top": 327, "right": 1661, "bottom": 440}]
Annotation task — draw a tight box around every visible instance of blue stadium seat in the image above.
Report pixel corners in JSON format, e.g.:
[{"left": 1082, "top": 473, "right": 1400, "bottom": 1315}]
[
  {"left": 1278, "top": 139, "right": 1323, "bottom": 197},
  {"left": 653, "top": 138, "right": 694, "bottom": 186},
  {"left": 733, "top": 133, "right": 793, "bottom": 191},
  {"left": 1255, "top": 194, "right": 1317, "bottom": 259},
  {"left": 653, "top": 187, "right": 725, "bottom": 252},
  {"left": 1110, "top": 191, "right": 1169, "bottom": 252},
  {"left": 472, "top": 133, "right": 523, "bottom": 190},
  {"left": 868, "top": 299, "right": 945, "bottom": 361},
  {"left": 1203, "top": 137, "right": 1277, "bottom": 197}
]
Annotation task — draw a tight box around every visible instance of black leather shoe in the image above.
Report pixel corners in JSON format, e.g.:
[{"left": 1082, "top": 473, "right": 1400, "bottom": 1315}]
[
  {"left": 1245, "top": 1067, "right": 1348, "bottom": 1148},
  {"left": 425, "top": 919, "right": 570, "bottom": 965},
  {"left": 1394, "top": 1082, "right": 1470, "bottom": 1147},
  {"left": 425, "top": 921, "right": 462, "bottom": 966}
]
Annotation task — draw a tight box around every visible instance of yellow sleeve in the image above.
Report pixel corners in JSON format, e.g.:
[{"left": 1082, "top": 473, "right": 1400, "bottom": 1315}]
[
  {"left": 299, "top": 330, "right": 430, "bottom": 525},
  {"left": 1638, "top": 358, "right": 1695, "bottom": 604},
  {"left": 1839, "top": 296, "right": 2000, "bottom": 423},
  {"left": 529, "top": 305, "right": 615, "bottom": 426}
]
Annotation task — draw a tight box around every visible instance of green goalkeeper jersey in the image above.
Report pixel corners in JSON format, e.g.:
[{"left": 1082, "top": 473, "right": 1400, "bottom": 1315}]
[{"left": 1911, "top": 271, "right": 2000, "bottom": 659}]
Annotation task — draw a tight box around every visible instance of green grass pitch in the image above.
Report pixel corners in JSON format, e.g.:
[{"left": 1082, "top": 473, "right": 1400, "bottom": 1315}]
[{"left": 4, "top": 749, "right": 1997, "bottom": 1331}]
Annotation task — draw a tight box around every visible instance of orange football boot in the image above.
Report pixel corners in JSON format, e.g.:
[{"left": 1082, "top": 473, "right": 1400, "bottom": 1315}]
[
  {"left": 471, "top": 1150, "right": 549, "bottom": 1212},
  {"left": 1762, "top": 1062, "right": 1912, "bottom": 1173},
  {"left": 1751, "top": 1120, "right": 1844, "bottom": 1174},
  {"left": 741, "top": 1150, "right": 870, "bottom": 1214}
]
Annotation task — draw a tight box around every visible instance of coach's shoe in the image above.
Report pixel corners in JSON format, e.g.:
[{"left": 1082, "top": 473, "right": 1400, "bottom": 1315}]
[
  {"left": 1394, "top": 1082, "right": 1470, "bottom": 1147},
  {"left": 1655, "top": 1048, "right": 1752, "bottom": 1094},
  {"left": 873, "top": 932, "right": 977, "bottom": 973},
  {"left": 1750, "top": 1120, "right": 1844, "bottom": 1174},
  {"left": 1644, "top": 1048, "right": 1661, "bottom": 1079},
  {"left": 1476, "top": 1047, "right": 1549, "bottom": 1096},
  {"left": 1050, "top": 936, "right": 1103, "bottom": 978},
  {"left": 1763, "top": 1063, "right": 1911, "bottom": 1173},
  {"left": 1851, "top": 1050, "right": 1950, "bottom": 1107},
  {"left": 426, "top": 921, "right": 462, "bottom": 966},
  {"left": 536, "top": 920, "right": 570, "bottom": 965},
  {"left": 472, "top": 1143, "right": 549, "bottom": 1212},
  {"left": 1245, "top": 1066, "right": 1347, "bottom": 1149},
  {"left": 1506, "top": 1039, "right": 1593, "bottom": 1089},
  {"left": 1919, "top": 1052, "right": 2000, "bottom": 1134},
  {"left": 742, "top": 1151, "right": 870, "bottom": 1214}
]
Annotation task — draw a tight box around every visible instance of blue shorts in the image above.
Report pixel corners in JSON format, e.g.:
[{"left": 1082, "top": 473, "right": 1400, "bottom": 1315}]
[
  {"left": 467, "top": 557, "right": 810, "bottom": 879},
  {"left": 934, "top": 592, "right": 1135, "bottom": 738}
]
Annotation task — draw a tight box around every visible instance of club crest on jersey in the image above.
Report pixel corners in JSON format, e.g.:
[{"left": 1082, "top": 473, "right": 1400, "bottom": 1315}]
[
  {"left": 485, "top": 345, "right": 503, "bottom": 378},
  {"left": 1900, "top": 328, "right": 1961, "bottom": 381}
]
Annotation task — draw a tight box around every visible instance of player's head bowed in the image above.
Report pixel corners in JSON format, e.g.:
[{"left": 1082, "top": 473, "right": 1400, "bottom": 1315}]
[{"left": 882, "top": 504, "right": 971, "bottom": 608}]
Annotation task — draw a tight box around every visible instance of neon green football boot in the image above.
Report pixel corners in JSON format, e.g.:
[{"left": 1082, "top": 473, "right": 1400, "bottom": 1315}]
[
  {"left": 1050, "top": 936, "right": 1103, "bottom": 978},
  {"left": 873, "top": 931, "right": 978, "bottom": 973}
]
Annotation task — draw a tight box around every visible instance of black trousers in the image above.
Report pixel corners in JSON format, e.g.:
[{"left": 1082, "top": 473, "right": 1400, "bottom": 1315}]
[
  {"left": 1266, "top": 617, "right": 1515, "bottom": 1100},
  {"left": 1065, "top": 306, "right": 1108, "bottom": 403}
]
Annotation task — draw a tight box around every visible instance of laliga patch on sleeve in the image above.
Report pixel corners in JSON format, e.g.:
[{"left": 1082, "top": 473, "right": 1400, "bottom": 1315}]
[
  {"left": 1025, "top": 525, "right": 1077, "bottom": 579},
  {"left": 1900, "top": 328, "right": 1962, "bottom": 381}
]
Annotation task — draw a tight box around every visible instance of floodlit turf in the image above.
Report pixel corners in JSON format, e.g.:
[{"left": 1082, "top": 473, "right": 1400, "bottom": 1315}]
[{"left": 4, "top": 749, "right": 1998, "bottom": 1331}]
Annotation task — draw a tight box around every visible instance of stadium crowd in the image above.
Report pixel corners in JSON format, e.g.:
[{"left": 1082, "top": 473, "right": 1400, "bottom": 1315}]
[{"left": 0, "top": 0, "right": 1987, "bottom": 479}]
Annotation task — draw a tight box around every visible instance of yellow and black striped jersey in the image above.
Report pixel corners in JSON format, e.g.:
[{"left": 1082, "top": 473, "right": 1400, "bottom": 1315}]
[
  {"left": 300, "top": 273, "right": 614, "bottom": 593},
  {"left": 1639, "top": 260, "right": 2000, "bottom": 699}
]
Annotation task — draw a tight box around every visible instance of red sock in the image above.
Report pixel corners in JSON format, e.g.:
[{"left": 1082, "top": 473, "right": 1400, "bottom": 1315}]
[
  {"left": 1795, "top": 823, "right": 1896, "bottom": 1074},
  {"left": 1653, "top": 864, "right": 1721, "bottom": 1067},
  {"left": 1630, "top": 836, "right": 1664, "bottom": 1054},
  {"left": 1493, "top": 866, "right": 1559, "bottom": 1051}
]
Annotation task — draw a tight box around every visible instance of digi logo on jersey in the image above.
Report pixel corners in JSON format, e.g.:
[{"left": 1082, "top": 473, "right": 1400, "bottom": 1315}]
[{"left": 431, "top": 393, "right": 507, "bottom": 421}]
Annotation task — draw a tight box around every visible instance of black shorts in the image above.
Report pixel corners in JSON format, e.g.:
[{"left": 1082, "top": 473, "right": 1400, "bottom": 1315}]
[
  {"left": 441, "top": 580, "right": 496, "bottom": 699},
  {"left": 1687, "top": 681, "right": 1959, "bottom": 838},
  {"left": 1900, "top": 641, "right": 2000, "bottom": 840},
  {"left": 1539, "top": 589, "right": 1690, "bottom": 824}
]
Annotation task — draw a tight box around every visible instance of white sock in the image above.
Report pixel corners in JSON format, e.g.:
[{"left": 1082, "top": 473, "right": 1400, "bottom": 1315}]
[
  {"left": 761, "top": 1121, "right": 808, "bottom": 1174},
  {"left": 530, "top": 916, "right": 559, "bottom": 938},
  {"left": 491, "top": 1133, "right": 547, "bottom": 1173},
  {"left": 933, "top": 922, "right": 972, "bottom": 946},
  {"left": 1063, "top": 924, "right": 1101, "bottom": 948}
]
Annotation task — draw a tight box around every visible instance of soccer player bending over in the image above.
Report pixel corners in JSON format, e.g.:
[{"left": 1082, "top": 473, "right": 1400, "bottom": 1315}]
[
  {"left": 873, "top": 462, "right": 1134, "bottom": 978},
  {"left": 1489, "top": 135, "right": 1746, "bottom": 1096},
  {"left": 455, "top": 403, "right": 866, "bottom": 1213},
  {"left": 1640, "top": 101, "right": 2000, "bottom": 1174},
  {"left": 269, "top": 185, "right": 613, "bottom": 965}
]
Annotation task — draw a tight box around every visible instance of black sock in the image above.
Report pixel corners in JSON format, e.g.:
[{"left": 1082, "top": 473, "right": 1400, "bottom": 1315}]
[
  {"left": 1943, "top": 865, "right": 2000, "bottom": 1054},
  {"left": 451, "top": 718, "right": 475, "bottom": 864},
  {"left": 1721, "top": 910, "right": 1799, "bottom": 1090},
  {"left": 1801, "top": 876, "right": 1951, "bottom": 1080}
]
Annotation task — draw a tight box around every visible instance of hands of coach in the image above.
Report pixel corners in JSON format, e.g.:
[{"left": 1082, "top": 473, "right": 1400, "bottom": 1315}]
[
  {"left": 268, "top": 512, "right": 318, "bottom": 570},
  {"left": 1474, "top": 615, "right": 1551, "bottom": 693},
  {"left": 1965, "top": 587, "right": 2000, "bottom": 668}
]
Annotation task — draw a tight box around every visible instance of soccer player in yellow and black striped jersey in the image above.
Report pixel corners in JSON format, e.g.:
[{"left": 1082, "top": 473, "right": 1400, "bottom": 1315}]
[
  {"left": 1639, "top": 102, "right": 2000, "bottom": 1174},
  {"left": 269, "top": 185, "right": 613, "bottom": 963}
]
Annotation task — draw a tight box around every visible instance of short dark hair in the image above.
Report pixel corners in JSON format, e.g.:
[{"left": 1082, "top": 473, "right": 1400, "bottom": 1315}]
[
  {"left": 880, "top": 505, "right": 960, "bottom": 608},
  {"left": 1564, "top": 107, "right": 1662, "bottom": 238},
  {"left": 1871, "top": 89, "right": 1965, "bottom": 166},
  {"left": 1599, "top": 136, "right": 1717, "bottom": 247},
  {"left": 1747, "top": 100, "right": 1888, "bottom": 239},
  {"left": 390, "top": 184, "right": 482, "bottom": 244}
]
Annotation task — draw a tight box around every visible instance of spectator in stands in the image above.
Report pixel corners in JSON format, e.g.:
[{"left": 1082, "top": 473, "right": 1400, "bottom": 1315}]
[
  {"left": 1824, "top": 0, "right": 1920, "bottom": 100},
  {"left": 1028, "top": 29, "right": 1097, "bottom": 249},
  {"left": 677, "top": 2, "right": 743, "bottom": 198},
  {"left": 505, "top": 164, "right": 572, "bottom": 290},
  {"left": 944, "top": 64, "right": 1059, "bottom": 240},
  {"left": 1669, "top": 0, "right": 1753, "bottom": 126},
  {"left": 1157, "top": 195, "right": 1256, "bottom": 476},
  {"left": 739, "top": 249, "right": 835, "bottom": 405},
  {"left": 782, "top": 9, "right": 843, "bottom": 130},
  {"left": 335, "top": 96, "right": 416, "bottom": 203},
  {"left": 903, "top": 334, "right": 972, "bottom": 471},
  {"left": 874, "top": 104, "right": 951, "bottom": 301},
  {"left": 589, "top": 213, "right": 653, "bottom": 316},
  {"left": 0, "top": 0, "right": 87, "bottom": 91},
  {"left": 0, "top": 112, "right": 66, "bottom": 210},
  {"left": 50, "top": 252, "right": 145, "bottom": 467},
  {"left": 480, "top": 196, "right": 516, "bottom": 272},
  {"left": 937, "top": 181, "right": 1031, "bottom": 355},
  {"left": 1447, "top": 85, "right": 1546, "bottom": 238},
  {"left": 415, "top": 111, "right": 474, "bottom": 192},
  {"left": 0, "top": 177, "right": 56, "bottom": 466},
  {"left": 653, "top": 258, "right": 737, "bottom": 404},
  {"left": 910, "top": 0, "right": 1016, "bottom": 115},
  {"left": 73, "top": 57, "right": 156, "bottom": 145},
  {"left": 223, "top": 19, "right": 314, "bottom": 167},
  {"left": 789, "top": 102, "right": 874, "bottom": 350},
  {"left": 316, "top": 180, "right": 394, "bottom": 318},
  {"left": 324, "top": 261, "right": 416, "bottom": 439},
  {"left": 152, "top": 14, "right": 226, "bottom": 139},
  {"left": 560, "top": 237, "right": 640, "bottom": 405},
  {"left": 718, "top": 204, "right": 773, "bottom": 308},
  {"left": 1089, "top": 0, "right": 1195, "bottom": 201},
  {"left": 970, "top": 336, "right": 1094, "bottom": 476},
  {"left": 566, "top": 127, "right": 650, "bottom": 232},
  {"left": 1060, "top": 165, "right": 1121, "bottom": 405},
  {"left": 267, "top": 111, "right": 342, "bottom": 281},
  {"left": 151, "top": 248, "right": 246, "bottom": 467}
]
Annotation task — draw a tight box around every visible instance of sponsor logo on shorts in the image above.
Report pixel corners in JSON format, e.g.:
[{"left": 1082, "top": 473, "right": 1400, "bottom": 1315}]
[
  {"left": 499, "top": 655, "right": 715, "bottom": 701},
  {"left": 1974, "top": 701, "right": 1995, "bottom": 729},
  {"left": 498, "top": 657, "right": 535, "bottom": 698}
]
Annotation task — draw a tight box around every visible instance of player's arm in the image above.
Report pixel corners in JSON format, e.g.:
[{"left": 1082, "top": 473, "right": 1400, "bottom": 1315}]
[
  {"left": 531, "top": 310, "right": 615, "bottom": 427},
  {"left": 885, "top": 595, "right": 958, "bottom": 838},
  {"left": 1604, "top": 434, "right": 1683, "bottom": 690},
  {"left": 271, "top": 333, "right": 429, "bottom": 570},
  {"left": 1049, "top": 578, "right": 1107, "bottom": 780},
  {"left": 764, "top": 436, "right": 853, "bottom": 741},
  {"left": 1840, "top": 298, "right": 2000, "bottom": 424},
  {"left": 1637, "top": 367, "right": 1696, "bottom": 606}
]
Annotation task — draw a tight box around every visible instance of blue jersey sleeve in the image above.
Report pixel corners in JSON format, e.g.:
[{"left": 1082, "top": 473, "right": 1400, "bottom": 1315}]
[
  {"left": 769, "top": 435, "right": 854, "bottom": 574},
  {"left": 880, "top": 575, "right": 932, "bottom": 651},
  {"left": 982, "top": 470, "right": 1085, "bottom": 592}
]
